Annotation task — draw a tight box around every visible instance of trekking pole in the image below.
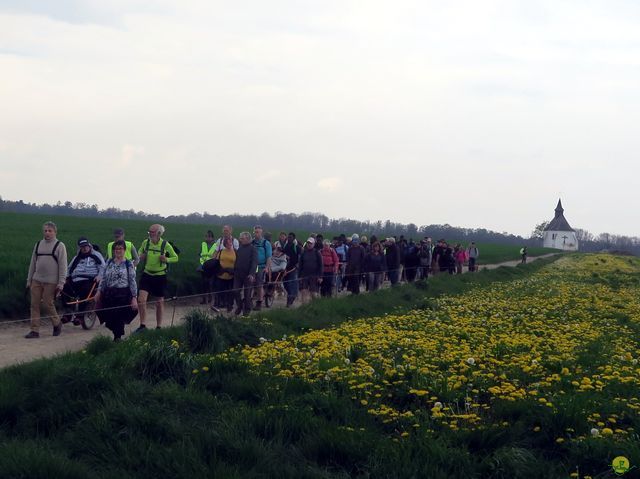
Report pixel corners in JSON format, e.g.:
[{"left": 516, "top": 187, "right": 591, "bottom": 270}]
[{"left": 170, "top": 284, "right": 179, "bottom": 327}]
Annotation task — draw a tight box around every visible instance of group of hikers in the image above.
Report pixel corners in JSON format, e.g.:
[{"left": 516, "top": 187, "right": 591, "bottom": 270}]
[{"left": 25, "top": 221, "right": 483, "bottom": 342}]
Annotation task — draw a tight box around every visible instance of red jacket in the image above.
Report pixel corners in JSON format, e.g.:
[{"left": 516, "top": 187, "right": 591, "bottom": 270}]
[{"left": 321, "top": 247, "right": 339, "bottom": 273}]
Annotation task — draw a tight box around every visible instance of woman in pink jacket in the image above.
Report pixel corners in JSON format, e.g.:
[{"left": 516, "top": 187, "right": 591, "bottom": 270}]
[{"left": 454, "top": 244, "right": 467, "bottom": 275}]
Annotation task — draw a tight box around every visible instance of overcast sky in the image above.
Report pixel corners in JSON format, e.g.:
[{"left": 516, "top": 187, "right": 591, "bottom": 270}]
[{"left": 1, "top": 1, "right": 638, "bottom": 237}]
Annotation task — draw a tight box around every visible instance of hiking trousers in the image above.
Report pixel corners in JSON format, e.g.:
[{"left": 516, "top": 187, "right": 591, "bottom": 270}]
[
  {"left": 233, "top": 275, "right": 253, "bottom": 314},
  {"left": 30, "top": 280, "right": 61, "bottom": 332}
]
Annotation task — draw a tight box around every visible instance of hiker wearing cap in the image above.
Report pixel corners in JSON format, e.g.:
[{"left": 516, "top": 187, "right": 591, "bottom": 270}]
[
  {"left": 25, "top": 221, "right": 68, "bottom": 338},
  {"left": 136, "top": 224, "right": 179, "bottom": 331},
  {"left": 251, "top": 225, "right": 272, "bottom": 311},
  {"left": 61, "top": 237, "right": 105, "bottom": 325},
  {"left": 346, "top": 234, "right": 366, "bottom": 294},
  {"left": 106, "top": 228, "right": 139, "bottom": 266},
  {"left": 298, "top": 237, "right": 323, "bottom": 303},
  {"left": 384, "top": 237, "right": 402, "bottom": 286}
]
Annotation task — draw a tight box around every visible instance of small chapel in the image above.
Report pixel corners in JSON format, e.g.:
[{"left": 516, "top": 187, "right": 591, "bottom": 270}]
[{"left": 543, "top": 199, "right": 579, "bottom": 251}]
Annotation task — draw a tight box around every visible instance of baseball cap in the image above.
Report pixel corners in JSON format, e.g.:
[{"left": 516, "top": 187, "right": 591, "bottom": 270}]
[{"left": 77, "top": 237, "right": 91, "bottom": 247}]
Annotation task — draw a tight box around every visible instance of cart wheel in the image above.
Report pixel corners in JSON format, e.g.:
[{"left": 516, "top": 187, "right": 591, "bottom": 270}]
[
  {"left": 81, "top": 310, "right": 97, "bottom": 330},
  {"left": 264, "top": 294, "right": 273, "bottom": 308}
]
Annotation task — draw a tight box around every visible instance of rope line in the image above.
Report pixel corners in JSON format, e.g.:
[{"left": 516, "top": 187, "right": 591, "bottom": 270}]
[{"left": 2, "top": 258, "right": 498, "bottom": 326}]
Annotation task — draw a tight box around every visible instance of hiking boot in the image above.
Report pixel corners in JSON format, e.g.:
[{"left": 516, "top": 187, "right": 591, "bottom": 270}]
[
  {"left": 61, "top": 314, "right": 72, "bottom": 324},
  {"left": 253, "top": 301, "right": 262, "bottom": 312},
  {"left": 134, "top": 324, "right": 147, "bottom": 333},
  {"left": 114, "top": 336, "right": 122, "bottom": 342},
  {"left": 25, "top": 331, "right": 40, "bottom": 339},
  {"left": 72, "top": 315, "right": 81, "bottom": 326},
  {"left": 156, "top": 326, "right": 161, "bottom": 330},
  {"left": 234, "top": 306, "right": 242, "bottom": 316},
  {"left": 53, "top": 324, "right": 62, "bottom": 337},
  {"left": 242, "top": 310, "right": 250, "bottom": 317}
]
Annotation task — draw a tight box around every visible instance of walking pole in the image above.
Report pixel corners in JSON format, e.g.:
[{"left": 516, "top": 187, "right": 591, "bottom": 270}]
[{"left": 170, "top": 285, "right": 178, "bottom": 327}]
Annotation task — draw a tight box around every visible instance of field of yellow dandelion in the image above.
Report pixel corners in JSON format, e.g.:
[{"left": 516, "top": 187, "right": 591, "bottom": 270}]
[{"left": 221, "top": 254, "right": 639, "bottom": 469}]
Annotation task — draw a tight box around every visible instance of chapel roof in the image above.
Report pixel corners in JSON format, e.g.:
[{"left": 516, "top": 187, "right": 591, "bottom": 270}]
[{"left": 544, "top": 199, "right": 575, "bottom": 232}]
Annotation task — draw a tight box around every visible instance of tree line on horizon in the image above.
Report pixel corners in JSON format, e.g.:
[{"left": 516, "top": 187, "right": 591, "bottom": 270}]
[{"left": 1, "top": 197, "right": 638, "bottom": 255}]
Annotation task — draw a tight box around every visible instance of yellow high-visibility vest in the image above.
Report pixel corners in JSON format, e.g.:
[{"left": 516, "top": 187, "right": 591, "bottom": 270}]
[
  {"left": 107, "top": 240, "right": 134, "bottom": 260},
  {"left": 200, "top": 242, "right": 217, "bottom": 264}
]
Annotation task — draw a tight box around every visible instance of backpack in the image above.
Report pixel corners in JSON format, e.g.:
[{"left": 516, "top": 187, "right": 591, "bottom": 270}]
[
  {"left": 35, "top": 240, "right": 61, "bottom": 264},
  {"left": 142, "top": 239, "right": 178, "bottom": 272},
  {"left": 143, "top": 239, "right": 180, "bottom": 256},
  {"left": 252, "top": 238, "right": 269, "bottom": 266},
  {"left": 168, "top": 241, "right": 181, "bottom": 255}
]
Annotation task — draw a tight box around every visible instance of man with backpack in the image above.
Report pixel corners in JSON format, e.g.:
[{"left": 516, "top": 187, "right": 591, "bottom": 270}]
[
  {"left": 136, "top": 224, "right": 179, "bottom": 331},
  {"left": 467, "top": 242, "right": 479, "bottom": 272},
  {"left": 251, "top": 225, "right": 272, "bottom": 311},
  {"left": 25, "top": 221, "right": 68, "bottom": 338}
]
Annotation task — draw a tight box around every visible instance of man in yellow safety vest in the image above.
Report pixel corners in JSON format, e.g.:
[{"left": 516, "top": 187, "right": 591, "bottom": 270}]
[
  {"left": 106, "top": 228, "right": 140, "bottom": 266},
  {"left": 199, "top": 230, "right": 217, "bottom": 304}
]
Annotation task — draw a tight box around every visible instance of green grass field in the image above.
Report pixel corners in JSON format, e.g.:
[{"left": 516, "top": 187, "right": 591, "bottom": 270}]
[{"left": 0, "top": 211, "right": 554, "bottom": 319}]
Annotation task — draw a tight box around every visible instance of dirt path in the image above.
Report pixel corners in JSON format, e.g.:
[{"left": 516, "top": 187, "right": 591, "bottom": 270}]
[{"left": 0, "top": 254, "right": 557, "bottom": 369}]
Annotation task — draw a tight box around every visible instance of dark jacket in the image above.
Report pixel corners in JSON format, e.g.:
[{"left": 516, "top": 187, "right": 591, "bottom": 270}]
[
  {"left": 364, "top": 252, "right": 386, "bottom": 273},
  {"left": 346, "top": 244, "right": 366, "bottom": 273},
  {"left": 298, "top": 248, "right": 323, "bottom": 278},
  {"left": 234, "top": 243, "right": 258, "bottom": 278},
  {"left": 404, "top": 244, "right": 420, "bottom": 268},
  {"left": 440, "top": 246, "right": 454, "bottom": 268},
  {"left": 282, "top": 240, "right": 300, "bottom": 269},
  {"left": 385, "top": 244, "right": 401, "bottom": 270}
]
